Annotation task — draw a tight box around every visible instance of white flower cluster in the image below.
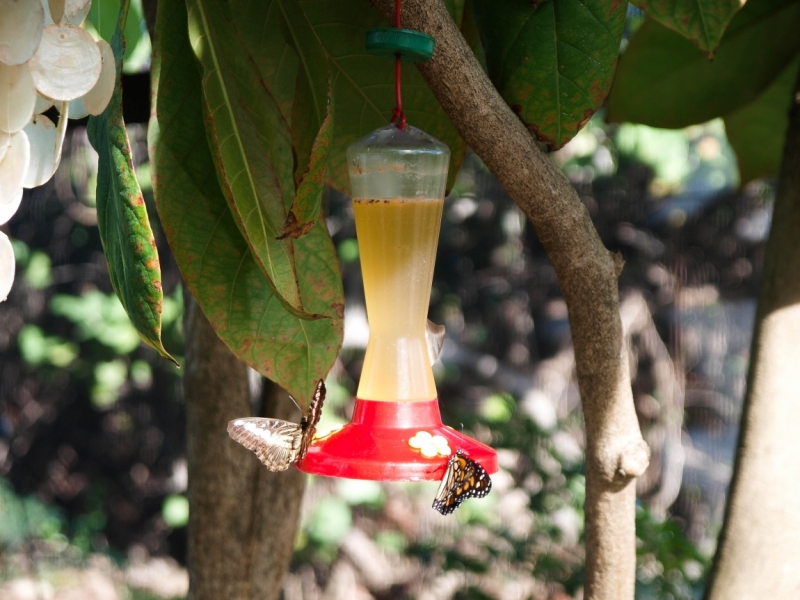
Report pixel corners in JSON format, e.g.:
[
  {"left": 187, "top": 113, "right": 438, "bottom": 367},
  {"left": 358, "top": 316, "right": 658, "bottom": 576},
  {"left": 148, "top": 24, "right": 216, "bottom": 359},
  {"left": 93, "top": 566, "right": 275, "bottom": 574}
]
[{"left": 0, "top": 0, "right": 115, "bottom": 301}]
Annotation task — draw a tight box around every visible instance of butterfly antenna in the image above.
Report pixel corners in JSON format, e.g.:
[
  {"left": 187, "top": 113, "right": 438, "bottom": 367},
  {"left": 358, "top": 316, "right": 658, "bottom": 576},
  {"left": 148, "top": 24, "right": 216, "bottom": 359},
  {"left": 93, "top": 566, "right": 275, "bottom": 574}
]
[{"left": 288, "top": 394, "right": 302, "bottom": 413}]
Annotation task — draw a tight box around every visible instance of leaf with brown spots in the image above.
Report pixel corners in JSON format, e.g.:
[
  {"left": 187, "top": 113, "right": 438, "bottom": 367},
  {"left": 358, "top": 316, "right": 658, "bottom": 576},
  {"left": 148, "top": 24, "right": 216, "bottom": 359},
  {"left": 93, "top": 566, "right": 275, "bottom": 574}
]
[
  {"left": 632, "top": 0, "right": 743, "bottom": 57},
  {"left": 279, "top": 0, "right": 334, "bottom": 240},
  {"left": 149, "top": 0, "right": 343, "bottom": 406},
  {"left": 187, "top": 0, "right": 325, "bottom": 320},
  {"left": 281, "top": 98, "right": 333, "bottom": 239},
  {"left": 87, "top": 0, "right": 175, "bottom": 364},
  {"left": 473, "top": 0, "right": 626, "bottom": 150}
]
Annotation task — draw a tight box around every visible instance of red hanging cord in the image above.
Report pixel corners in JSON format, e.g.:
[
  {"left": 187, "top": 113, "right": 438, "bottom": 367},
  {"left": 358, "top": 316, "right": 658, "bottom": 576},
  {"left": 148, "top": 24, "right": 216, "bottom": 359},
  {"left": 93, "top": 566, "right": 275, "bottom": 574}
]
[{"left": 391, "top": 0, "right": 406, "bottom": 129}]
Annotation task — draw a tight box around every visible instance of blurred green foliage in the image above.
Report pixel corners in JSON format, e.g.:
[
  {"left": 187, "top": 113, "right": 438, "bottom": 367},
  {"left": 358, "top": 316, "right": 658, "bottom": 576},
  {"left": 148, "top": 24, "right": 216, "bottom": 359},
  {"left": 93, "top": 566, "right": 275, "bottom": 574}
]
[
  {"left": 86, "top": 0, "right": 151, "bottom": 73},
  {"left": 0, "top": 480, "right": 64, "bottom": 547},
  {"left": 162, "top": 495, "right": 189, "bottom": 529}
]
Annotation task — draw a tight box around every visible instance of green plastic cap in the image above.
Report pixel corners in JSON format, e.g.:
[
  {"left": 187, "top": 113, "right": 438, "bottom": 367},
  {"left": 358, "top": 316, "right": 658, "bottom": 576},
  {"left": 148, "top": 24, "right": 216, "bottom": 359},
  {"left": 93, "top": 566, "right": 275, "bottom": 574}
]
[{"left": 365, "top": 28, "right": 435, "bottom": 62}]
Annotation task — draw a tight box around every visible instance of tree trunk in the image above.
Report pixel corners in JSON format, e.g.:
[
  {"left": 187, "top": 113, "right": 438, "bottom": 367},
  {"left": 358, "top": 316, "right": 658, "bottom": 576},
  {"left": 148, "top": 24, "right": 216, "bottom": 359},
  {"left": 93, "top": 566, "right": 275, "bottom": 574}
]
[
  {"left": 184, "top": 293, "right": 306, "bottom": 600},
  {"left": 372, "top": 1, "right": 649, "bottom": 598},
  {"left": 704, "top": 66, "right": 800, "bottom": 600}
]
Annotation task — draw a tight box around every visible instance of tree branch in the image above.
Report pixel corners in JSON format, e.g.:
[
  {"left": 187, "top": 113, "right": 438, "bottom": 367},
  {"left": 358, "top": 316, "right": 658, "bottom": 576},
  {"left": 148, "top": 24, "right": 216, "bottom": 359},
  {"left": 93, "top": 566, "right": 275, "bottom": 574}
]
[
  {"left": 704, "top": 60, "right": 800, "bottom": 600},
  {"left": 184, "top": 294, "right": 305, "bottom": 600},
  {"left": 372, "top": 1, "right": 648, "bottom": 597}
]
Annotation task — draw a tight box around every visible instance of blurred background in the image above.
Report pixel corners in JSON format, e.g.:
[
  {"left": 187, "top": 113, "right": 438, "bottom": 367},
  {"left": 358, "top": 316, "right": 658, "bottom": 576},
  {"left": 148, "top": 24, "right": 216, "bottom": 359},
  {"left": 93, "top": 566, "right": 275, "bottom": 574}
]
[{"left": 0, "top": 4, "right": 772, "bottom": 600}]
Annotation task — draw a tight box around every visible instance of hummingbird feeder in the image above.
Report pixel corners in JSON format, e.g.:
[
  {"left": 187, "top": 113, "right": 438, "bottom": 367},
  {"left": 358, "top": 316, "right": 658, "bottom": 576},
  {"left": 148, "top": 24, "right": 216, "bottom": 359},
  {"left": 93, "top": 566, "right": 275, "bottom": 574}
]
[{"left": 297, "top": 5, "right": 497, "bottom": 481}]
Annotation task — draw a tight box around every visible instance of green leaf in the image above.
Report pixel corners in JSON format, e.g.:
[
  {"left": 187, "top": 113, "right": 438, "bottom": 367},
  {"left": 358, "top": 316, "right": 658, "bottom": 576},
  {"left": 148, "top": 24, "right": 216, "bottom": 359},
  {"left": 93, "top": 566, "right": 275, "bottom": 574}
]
[
  {"left": 607, "top": 0, "right": 800, "bottom": 128},
  {"left": 278, "top": 0, "right": 333, "bottom": 238},
  {"left": 725, "top": 58, "right": 799, "bottom": 185},
  {"left": 278, "top": 0, "right": 330, "bottom": 183},
  {"left": 187, "top": 0, "right": 318, "bottom": 318},
  {"left": 87, "top": 0, "right": 147, "bottom": 68},
  {"left": 228, "top": 0, "right": 298, "bottom": 126},
  {"left": 297, "top": 0, "right": 466, "bottom": 193},
  {"left": 87, "top": 0, "right": 174, "bottom": 364},
  {"left": 150, "top": 0, "right": 343, "bottom": 406},
  {"left": 632, "top": 0, "right": 743, "bottom": 56},
  {"left": 473, "top": 0, "right": 626, "bottom": 150},
  {"left": 282, "top": 93, "right": 334, "bottom": 239}
]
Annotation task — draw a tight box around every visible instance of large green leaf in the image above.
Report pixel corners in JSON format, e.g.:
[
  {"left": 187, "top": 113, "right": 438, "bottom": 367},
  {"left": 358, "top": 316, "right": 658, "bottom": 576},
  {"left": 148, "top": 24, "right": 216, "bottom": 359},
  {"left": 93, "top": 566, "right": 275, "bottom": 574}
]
[
  {"left": 87, "top": 0, "right": 174, "bottom": 364},
  {"left": 297, "top": 0, "right": 466, "bottom": 193},
  {"left": 607, "top": 0, "right": 800, "bottom": 127},
  {"left": 473, "top": 0, "right": 626, "bottom": 150},
  {"left": 632, "top": 0, "right": 743, "bottom": 57},
  {"left": 149, "top": 0, "right": 343, "bottom": 406},
  {"left": 279, "top": 0, "right": 330, "bottom": 183},
  {"left": 281, "top": 95, "right": 333, "bottom": 239},
  {"left": 279, "top": 0, "right": 333, "bottom": 238},
  {"left": 725, "top": 58, "right": 799, "bottom": 185},
  {"left": 187, "top": 0, "right": 318, "bottom": 318},
  {"left": 228, "top": 0, "right": 298, "bottom": 126}
]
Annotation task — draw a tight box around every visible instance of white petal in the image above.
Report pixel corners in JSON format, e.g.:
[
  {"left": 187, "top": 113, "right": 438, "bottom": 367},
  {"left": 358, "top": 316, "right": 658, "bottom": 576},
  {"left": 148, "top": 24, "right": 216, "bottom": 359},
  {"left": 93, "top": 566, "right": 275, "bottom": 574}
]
[
  {"left": 60, "top": 0, "right": 91, "bottom": 26},
  {"left": 0, "top": 62, "right": 37, "bottom": 133},
  {"left": 0, "top": 231, "right": 15, "bottom": 302},
  {"left": 67, "top": 95, "right": 89, "bottom": 119},
  {"left": 83, "top": 39, "right": 114, "bottom": 115},
  {"left": 28, "top": 24, "right": 101, "bottom": 101},
  {"left": 0, "top": 185, "right": 23, "bottom": 225},
  {"left": 0, "top": 0, "right": 45, "bottom": 66},
  {"left": 0, "top": 130, "right": 30, "bottom": 198},
  {"left": 34, "top": 92, "right": 54, "bottom": 114},
  {"left": 22, "top": 105, "right": 66, "bottom": 188},
  {"left": 0, "top": 131, "right": 9, "bottom": 162}
]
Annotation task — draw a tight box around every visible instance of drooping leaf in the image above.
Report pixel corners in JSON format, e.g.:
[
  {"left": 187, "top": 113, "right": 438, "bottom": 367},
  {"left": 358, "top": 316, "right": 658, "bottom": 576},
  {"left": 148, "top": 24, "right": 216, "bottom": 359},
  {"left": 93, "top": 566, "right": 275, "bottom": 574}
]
[
  {"left": 228, "top": 0, "right": 298, "bottom": 125},
  {"left": 607, "top": 0, "right": 800, "bottom": 127},
  {"left": 187, "top": 0, "right": 321, "bottom": 318},
  {"left": 473, "top": 0, "right": 627, "bottom": 150},
  {"left": 149, "top": 0, "right": 343, "bottom": 406},
  {"left": 278, "top": 0, "right": 329, "bottom": 182},
  {"left": 278, "top": 0, "right": 333, "bottom": 238},
  {"left": 725, "top": 58, "right": 799, "bottom": 185},
  {"left": 297, "top": 0, "right": 466, "bottom": 194},
  {"left": 281, "top": 92, "right": 333, "bottom": 239},
  {"left": 632, "top": 0, "right": 743, "bottom": 57},
  {"left": 87, "top": 0, "right": 174, "bottom": 364}
]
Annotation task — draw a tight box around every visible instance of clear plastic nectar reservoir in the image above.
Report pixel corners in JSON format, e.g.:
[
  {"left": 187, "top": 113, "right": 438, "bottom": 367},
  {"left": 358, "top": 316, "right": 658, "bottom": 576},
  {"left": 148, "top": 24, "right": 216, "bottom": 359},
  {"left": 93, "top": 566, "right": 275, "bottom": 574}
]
[{"left": 347, "top": 124, "right": 450, "bottom": 401}]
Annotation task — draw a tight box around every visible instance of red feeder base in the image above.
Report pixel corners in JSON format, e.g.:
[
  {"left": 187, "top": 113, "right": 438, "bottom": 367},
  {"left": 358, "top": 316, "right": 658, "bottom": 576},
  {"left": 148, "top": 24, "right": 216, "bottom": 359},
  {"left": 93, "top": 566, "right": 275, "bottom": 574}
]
[{"left": 296, "top": 398, "right": 498, "bottom": 481}]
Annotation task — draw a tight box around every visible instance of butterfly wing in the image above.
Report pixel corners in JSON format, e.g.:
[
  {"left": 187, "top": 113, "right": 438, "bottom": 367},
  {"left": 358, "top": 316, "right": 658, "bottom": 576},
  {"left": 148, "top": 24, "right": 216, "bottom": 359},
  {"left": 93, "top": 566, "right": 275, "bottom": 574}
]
[
  {"left": 227, "top": 418, "right": 303, "bottom": 471},
  {"left": 298, "top": 379, "right": 326, "bottom": 459},
  {"left": 432, "top": 450, "right": 492, "bottom": 515},
  {"left": 432, "top": 453, "right": 462, "bottom": 515}
]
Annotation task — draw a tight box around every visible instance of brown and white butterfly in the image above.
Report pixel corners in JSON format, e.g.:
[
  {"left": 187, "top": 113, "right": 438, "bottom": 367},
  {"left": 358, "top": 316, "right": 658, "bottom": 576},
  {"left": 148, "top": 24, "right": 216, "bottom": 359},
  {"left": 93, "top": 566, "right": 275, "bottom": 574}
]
[
  {"left": 227, "top": 380, "right": 325, "bottom": 471},
  {"left": 432, "top": 449, "right": 492, "bottom": 515}
]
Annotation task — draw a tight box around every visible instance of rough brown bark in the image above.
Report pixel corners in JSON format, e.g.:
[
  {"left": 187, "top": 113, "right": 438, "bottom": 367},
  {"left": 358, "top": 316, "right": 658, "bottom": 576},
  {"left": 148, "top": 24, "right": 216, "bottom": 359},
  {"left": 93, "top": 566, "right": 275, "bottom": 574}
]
[
  {"left": 372, "top": 1, "right": 649, "bottom": 597},
  {"left": 184, "top": 294, "right": 306, "bottom": 600},
  {"left": 704, "top": 66, "right": 800, "bottom": 600}
]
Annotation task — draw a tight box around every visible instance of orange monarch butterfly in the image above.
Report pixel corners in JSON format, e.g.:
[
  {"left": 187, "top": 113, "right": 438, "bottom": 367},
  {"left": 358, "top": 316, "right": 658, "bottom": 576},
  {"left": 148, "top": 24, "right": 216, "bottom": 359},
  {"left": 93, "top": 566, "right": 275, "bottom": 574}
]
[
  {"left": 227, "top": 380, "right": 325, "bottom": 472},
  {"left": 432, "top": 449, "right": 492, "bottom": 515}
]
